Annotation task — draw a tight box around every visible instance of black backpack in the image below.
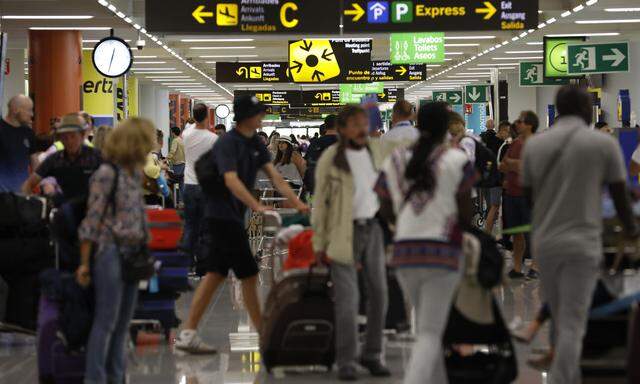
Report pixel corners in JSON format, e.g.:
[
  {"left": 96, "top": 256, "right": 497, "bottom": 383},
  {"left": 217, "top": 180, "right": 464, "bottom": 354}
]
[
  {"left": 195, "top": 147, "right": 228, "bottom": 198},
  {"left": 471, "top": 137, "right": 500, "bottom": 188},
  {"left": 466, "top": 226, "right": 504, "bottom": 289}
]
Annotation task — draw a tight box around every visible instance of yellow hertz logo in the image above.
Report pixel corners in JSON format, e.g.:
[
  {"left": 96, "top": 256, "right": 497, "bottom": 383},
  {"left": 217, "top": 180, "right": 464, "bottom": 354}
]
[{"left": 289, "top": 40, "right": 340, "bottom": 83}]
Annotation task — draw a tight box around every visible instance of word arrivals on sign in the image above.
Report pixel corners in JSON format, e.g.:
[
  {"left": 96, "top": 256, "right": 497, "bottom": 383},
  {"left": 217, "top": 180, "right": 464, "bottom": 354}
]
[
  {"left": 145, "top": 0, "right": 339, "bottom": 34},
  {"left": 288, "top": 39, "right": 372, "bottom": 83},
  {"left": 433, "top": 90, "right": 462, "bottom": 105},
  {"left": 342, "top": 0, "right": 538, "bottom": 32},
  {"left": 216, "top": 62, "right": 288, "bottom": 83},
  {"left": 390, "top": 32, "right": 444, "bottom": 64},
  {"left": 464, "top": 85, "right": 489, "bottom": 103},
  {"left": 567, "top": 42, "right": 630, "bottom": 75},
  {"left": 370, "top": 61, "right": 426, "bottom": 81},
  {"left": 519, "top": 62, "right": 570, "bottom": 87}
]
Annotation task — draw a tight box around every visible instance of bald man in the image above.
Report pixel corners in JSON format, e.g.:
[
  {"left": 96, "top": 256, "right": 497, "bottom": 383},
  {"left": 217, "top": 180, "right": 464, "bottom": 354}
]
[
  {"left": 382, "top": 100, "right": 418, "bottom": 143},
  {"left": 0, "top": 95, "right": 38, "bottom": 192}
]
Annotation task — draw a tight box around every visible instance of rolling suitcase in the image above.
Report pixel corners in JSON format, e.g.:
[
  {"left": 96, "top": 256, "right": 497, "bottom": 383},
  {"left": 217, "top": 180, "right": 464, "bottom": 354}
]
[
  {"left": 261, "top": 267, "right": 335, "bottom": 372},
  {"left": 146, "top": 208, "right": 183, "bottom": 250},
  {"left": 132, "top": 293, "right": 181, "bottom": 342}
]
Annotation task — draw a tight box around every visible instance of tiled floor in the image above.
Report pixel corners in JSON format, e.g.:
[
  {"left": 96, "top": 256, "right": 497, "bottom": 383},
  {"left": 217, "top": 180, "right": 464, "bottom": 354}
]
[{"left": 0, "top": 267, "right": 631, "bottom": 383}]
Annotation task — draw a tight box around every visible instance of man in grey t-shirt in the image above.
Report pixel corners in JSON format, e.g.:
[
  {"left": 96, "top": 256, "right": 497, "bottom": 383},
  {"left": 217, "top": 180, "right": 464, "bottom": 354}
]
[{"left": 522, "top": 86, "right": 638, "bottom": 384}]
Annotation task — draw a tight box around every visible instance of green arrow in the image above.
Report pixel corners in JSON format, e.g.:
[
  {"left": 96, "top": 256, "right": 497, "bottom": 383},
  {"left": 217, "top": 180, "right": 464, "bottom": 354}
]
[
  {"left": 449, "top": 93, "right": 461, "bottom": 103},
  {"left": 468, "top": 87, "right": 481, "bottom": 101},
  {"left": 603, "top": 48, "right": 626, "bottom": 67}
]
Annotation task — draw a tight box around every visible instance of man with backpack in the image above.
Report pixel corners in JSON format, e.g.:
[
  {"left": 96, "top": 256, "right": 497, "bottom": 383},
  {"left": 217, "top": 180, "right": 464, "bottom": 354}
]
[
  {"left": 499, "top": 111, "right": 538, "bottom": 279},
  {"left": 175, "top": 95, "right": 309, "bottom": 354}
]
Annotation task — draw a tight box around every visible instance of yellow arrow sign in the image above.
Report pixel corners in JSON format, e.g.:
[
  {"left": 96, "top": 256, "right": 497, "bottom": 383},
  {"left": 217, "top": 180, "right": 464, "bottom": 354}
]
[
  {"left": 475, "top": 1, "right": 497, "bottom": 20},
  {"left": 192, "top": 5, "right": 214, "bottom": 24},
  {"left": 235, "top": 67, "right": 248, "bottom": 78},
  {"left": 344, "top": 3, "right": 365, "bottom": 22},
  {"left": 395, "top": 66, "right": 407, "bottom": 76}
]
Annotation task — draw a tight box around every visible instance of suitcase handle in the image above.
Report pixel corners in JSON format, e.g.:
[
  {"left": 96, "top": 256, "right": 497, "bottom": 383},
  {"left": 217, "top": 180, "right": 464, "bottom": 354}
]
[{"left": 304, "top": 263, "right": 330, "bottom": 295}]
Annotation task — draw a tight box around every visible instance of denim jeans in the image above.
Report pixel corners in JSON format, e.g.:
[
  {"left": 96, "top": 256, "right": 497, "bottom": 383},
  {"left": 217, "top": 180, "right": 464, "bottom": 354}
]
[
  {"left": 171, "top": 163, "right": 185, "bottom": 201},
  {"left": 85, "top": 244, "right": 138, "bottom": 384},
  {"left": 182, "top": 184, "right": 206, "bottom": 267}
]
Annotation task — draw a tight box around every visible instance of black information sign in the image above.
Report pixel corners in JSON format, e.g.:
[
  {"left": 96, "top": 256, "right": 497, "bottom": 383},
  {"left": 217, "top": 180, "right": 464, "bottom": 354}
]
[
  {"left": 145, "top": 0, "right": 339, "bottom": 34},
  {"left": 371, "top": 61, "right": 425, "bottom": 82},
  {"left": 216, "top": 62, "right": 288, "bottom": 83},
  {"left": 342, "top": 0, "right": 538, "bottom": 32},
  {"left": 378, "top": 88, "right": 405, "bottom": 103},
  {"left": 234, "top": 90, "right": 300, "bottom": 106},
  {"left": 289, "top": 39, "right": 372, "bottom": 83},
  {"left": 301, "top": 90, "right": 341, "bottom": 106}
]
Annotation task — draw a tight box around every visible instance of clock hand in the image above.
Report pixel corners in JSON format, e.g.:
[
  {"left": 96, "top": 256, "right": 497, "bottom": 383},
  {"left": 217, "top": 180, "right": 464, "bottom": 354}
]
[{"left": 108, "top": 48, "right": 116, "bottom": 71}]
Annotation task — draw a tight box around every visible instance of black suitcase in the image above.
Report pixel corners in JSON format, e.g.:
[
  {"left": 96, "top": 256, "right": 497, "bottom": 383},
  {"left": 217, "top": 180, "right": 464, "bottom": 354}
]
[
  {"left": 260, "top": 267, "right": 335, "bottom": 372},
  {"left": 1, "top": 272, "right": 40, "bottom": 330}
]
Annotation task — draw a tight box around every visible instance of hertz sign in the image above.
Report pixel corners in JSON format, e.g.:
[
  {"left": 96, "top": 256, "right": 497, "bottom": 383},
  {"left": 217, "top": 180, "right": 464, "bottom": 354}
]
[{"left": 145, "top": 0, "right": 339, "bottom": 34}]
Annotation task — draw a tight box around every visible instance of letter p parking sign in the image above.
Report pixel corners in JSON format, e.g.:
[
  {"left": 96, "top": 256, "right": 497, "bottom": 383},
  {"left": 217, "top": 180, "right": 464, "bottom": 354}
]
[{"left": 392, "top": 1, "right": 413, "bottom": 23}]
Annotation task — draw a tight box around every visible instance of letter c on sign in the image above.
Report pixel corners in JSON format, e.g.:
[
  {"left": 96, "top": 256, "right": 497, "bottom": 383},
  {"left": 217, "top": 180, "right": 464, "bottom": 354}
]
[{"left": 280, "top": 2, "right": 299, "bottom": 28}]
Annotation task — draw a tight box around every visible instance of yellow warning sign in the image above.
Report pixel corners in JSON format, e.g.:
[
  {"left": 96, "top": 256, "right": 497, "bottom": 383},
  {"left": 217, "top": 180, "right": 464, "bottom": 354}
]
[
  {"left": 288, "top": 39, "right": 340, "bottom": 83},
  {"left": 216, "top": 3, "right": 238, "bottom": 26}
]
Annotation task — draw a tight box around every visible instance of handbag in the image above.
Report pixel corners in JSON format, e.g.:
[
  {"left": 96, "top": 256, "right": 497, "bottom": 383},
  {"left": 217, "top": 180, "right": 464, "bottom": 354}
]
[{"left": 100, "top": 163, "right": 155, "bottom": 283}]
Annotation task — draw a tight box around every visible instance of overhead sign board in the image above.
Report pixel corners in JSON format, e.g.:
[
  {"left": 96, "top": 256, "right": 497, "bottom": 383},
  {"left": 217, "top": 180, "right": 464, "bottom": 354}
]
[
  {"left": 433, "top": 90, "right": 463, "bottom": 105},
  {"left": 301, "top": 90, "right": 341, "bottom": 106},
  {"left": 288, "top": 39, "right": 372, "bottom": 83},
  {"left": 390, "top": 32, "right": 444, "bottom": 64},
  {"left": 543, "top": 36, "right": 585, "bottom": 78},
  {"left": 234, "top": 90, "right": 300, "bottom": 106},
  {"left": 145, "top": 0, "right": 339, "bottom": 34},
  {"left": 215, "top": 62, "right": 288, "bottom": 83},
  {"left": 519, "top": 62, "right": 571, "bottom": 87},
  {"left": 567, "top": 42, "right": 630, "bottom": 75},
  {"left": 342, "top": 0, "right": 538, "bottom": 33},
  {"left": 464, "top": 85, "right": 489, "bottom": 103},
  {"left": 377, "top": 88, "right": 405, "bottom": 103},
  {"left": 371, "top": 61, "right": 425, "bottom": 81}
]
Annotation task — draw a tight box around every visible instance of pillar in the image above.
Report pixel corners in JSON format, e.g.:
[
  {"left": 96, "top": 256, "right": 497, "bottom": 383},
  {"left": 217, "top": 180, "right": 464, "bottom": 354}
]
[
  {"left": 155, "top": 87, "right": 170, "bottom": 155},
  {"left": 28, "top": 30, "right": 82, "bottom": 135}
]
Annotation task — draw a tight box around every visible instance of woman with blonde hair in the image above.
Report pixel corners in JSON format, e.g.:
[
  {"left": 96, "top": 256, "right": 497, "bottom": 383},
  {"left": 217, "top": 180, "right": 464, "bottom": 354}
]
[
  {"left": 76, "top": 118, "right": 156, "bottom": 384},
  {"left": 92, "top": 125, "right": 113, "bottom": 152}
]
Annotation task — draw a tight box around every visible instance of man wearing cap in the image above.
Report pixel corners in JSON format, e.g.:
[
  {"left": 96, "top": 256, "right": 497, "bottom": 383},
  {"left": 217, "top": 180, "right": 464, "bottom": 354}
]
[
  {"left": 22, "top": 113, "right": 102, "bottom": 204},
  {"left": 176, "top": 95, "right": 309, "bottom": 354}
]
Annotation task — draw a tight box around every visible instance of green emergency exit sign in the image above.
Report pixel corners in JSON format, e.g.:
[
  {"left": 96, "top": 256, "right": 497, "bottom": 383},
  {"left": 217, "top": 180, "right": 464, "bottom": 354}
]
[{"left": 567, "top": 42, "right": 629, "bottom": 75}]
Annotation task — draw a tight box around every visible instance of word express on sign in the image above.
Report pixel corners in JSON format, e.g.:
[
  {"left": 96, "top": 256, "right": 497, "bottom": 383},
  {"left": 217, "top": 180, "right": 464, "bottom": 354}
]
[
  {"left": 343, "top": 0, "right": 538, "bottom": 32},
  {"left": 390, "top": 32, "right": 444, "bottom": 64},
  {"left": 464, "top": 85, "right": 489, "bottom": 103},
  {"left": 288, "top": 39, "right": 372, "bottom": 83},
  {"left": 216, "top": 62, "right": 288, "bottom": 83},
  {"left": 370, "top": 61, "right": 426, "bottom": 81},
  {"left": 567, "top": 42, "right": 630, "bottom": 75},
  {"left": 145, "top": 0, "right": 339, "bottom": 34},
  {"left": 519, "top": 62, "right": 570, "bottom": 87}
]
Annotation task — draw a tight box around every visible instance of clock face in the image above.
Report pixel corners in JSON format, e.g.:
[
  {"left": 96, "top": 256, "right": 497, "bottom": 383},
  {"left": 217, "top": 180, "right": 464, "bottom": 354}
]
[
  {"left": 92, "top": 37, "right": 133, "bottom": 78},
  {"left": 215, "top": 104, "right": 230, "bottom": 119}
]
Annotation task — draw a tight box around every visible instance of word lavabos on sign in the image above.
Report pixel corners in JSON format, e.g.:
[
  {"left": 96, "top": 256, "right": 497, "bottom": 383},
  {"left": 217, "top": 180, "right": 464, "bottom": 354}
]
[{"left": 390, "top": 32, "right": 444, "bottom": 64}]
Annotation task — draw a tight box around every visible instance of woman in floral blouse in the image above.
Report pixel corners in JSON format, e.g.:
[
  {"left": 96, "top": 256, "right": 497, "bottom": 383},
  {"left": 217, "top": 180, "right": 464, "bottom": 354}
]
[{"left": 76, "top": 118, "right": 156, "bottom": 384}]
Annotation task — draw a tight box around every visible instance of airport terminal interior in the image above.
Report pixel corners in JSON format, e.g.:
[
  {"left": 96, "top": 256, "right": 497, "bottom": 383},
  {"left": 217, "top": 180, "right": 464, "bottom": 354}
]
[{"left": 1, "top": 0, "right": 640, "bottom": 383}]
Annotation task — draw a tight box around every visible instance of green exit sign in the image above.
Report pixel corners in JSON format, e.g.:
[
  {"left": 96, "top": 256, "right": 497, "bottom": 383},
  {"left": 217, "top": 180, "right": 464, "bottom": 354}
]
[
  {"left": 464, "top": 85, "right": 489, "bottom": 103},
  {"left": 433, "top": 90, "right": 463, "bottom": 105},
  {"left": 567, "top": 42, "right": 629, "bottom": 75},
  {"left": 390, "top": 32, "right": 445, "bottom": 64}
]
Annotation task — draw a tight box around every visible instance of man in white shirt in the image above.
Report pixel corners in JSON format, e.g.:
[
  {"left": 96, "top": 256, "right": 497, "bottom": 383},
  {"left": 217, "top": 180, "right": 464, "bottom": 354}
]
[
  {"left": 382, "top": 100, "right": 418, "bottom": 143},
  {"left": 182, "top": 103, "right": 218, "bottom": 273}
]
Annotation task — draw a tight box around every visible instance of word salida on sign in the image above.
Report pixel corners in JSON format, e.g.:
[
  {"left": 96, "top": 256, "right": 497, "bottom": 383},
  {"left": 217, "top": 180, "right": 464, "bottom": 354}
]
[{"left": 500, "top": 1, "right": 526, "bottom": 30}]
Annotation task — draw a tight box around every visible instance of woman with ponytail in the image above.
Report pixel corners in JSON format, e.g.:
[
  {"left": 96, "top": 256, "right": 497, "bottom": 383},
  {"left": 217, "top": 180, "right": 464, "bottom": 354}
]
[{"left": 374, "top": 101, "right": 476, "bottom": 384}]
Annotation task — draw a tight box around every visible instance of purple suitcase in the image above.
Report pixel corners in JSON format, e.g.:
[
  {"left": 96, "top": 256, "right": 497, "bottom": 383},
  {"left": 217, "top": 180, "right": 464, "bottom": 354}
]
[{"left": 38, "top": 296, "right": 85, "bottom": 384}]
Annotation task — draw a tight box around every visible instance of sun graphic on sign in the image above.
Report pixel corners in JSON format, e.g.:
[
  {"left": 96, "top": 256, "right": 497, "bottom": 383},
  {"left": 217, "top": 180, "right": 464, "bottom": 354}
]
[{"left": 288, "top": 39, "right": 341, "bottom": 83}]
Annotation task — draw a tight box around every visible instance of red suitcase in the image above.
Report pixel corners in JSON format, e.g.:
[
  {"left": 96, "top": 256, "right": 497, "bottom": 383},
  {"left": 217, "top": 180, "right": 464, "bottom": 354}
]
[{"left": 146, "top": 208, "right": 183, "bottom": 250}]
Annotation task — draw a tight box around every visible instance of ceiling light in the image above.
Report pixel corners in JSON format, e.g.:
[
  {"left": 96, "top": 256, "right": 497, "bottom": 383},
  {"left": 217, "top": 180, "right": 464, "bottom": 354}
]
[
  {"left": 3, "top": 15, "right": 94, "bottom": 19},
  {"left": 573, "top": 4, "right": 584, "bottom": 12},
  {"left": 131, "top": 67, "right": 176, "bottom": 71},
  {"left": 527, "top": 42, "right": 543, "bottom": 45},
  {"left": 493, "top": 56, "right": 542, "bottom": 60},
  {"left": 190, "top": 46, "right": 256, "bottom": 50},
  {"left": 477, "top": 63, "right": 519, "bottom": 66},
  {"left": 444, "top": 35, "right": 496, "bottom": 40},
  {"left": 200, "top": 55, "right": 258, "bottom": 58},
  {"left": 546, "top": 32, "right": 620, "bottom": 37},
  {"left": 447, "top": 75, "right": 490, "bottom": 79},
  {"left": 180, "top": 38, "right": 255, "bottom": 42},
  {"left": 561, "top": 10, "right": 571, "bottom": 17},
  {"left": 585, "top": 0, "right": 598, "bottom": 5},
  {"left": 464, "top": 68, "right": 493, "bottom": 71},
  {"left": 426, "top": 65, "right": 442, "bottom": 67},
  {"left": 546, "top": 17, "right": 557, "bottom": 24},
  {"left": 444, "top": 43, "right": 480, "bottom": 47},
  {"left": 505, "top": 50, "right": 543, "bottom": 54},
  {"left": 444, "top": 52, "right": 464, "bottom": 55},
  {"left": 605, "top": 8, "right": 640, "bottom": 12},
  {"left": 134, "top": 55, "right": 158, "bottom": 59},
  {"left": 575, "top": 19, "right": 640, "bottom": 24},
  {"left": 29, "top": 27, "right": 111, "bottom": 30},
  {"left": 133, "top": 61, "right": 167, "bottom": 64},
  {"left": 133, "top": 71, "right": 183, "bottom": 74},
  {"left": 147, "top": 76, "right": 191, "bottom": 79},
  {"left": 537, "top": 22, "right": 546, "bottom": 28},
  {"left": 165, "top": 84, "right": 206, "bottom": 87}
]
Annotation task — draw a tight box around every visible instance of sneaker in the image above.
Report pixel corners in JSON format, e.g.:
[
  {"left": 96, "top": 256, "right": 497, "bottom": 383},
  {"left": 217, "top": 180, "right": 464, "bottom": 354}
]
[
  {"left": 359, "top": 359, "right": 391, "bottom": 377},
  {"left": 508, "top": 270, "right": 525, "bottom": 279},
  {"left": 174, "top": 330, "right": 217, "bottom": 355},
  {"left": 526, "top": 269, "right": 539, "bottom": 280},
  {"left": 338, "top": 365, "right": 358, "bottom": 381}
]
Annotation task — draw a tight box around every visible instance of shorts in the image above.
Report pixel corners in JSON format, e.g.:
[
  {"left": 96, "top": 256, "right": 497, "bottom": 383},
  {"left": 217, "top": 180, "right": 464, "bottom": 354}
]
[
  {"left": 502, "top": 194, "right": 531, "bottom": 230},
  {"left": 200, "top": 218, "right": 259, "bottom": 279},
  {"left": 483, "top": 187, "right": 502, "bottom": 207}
]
